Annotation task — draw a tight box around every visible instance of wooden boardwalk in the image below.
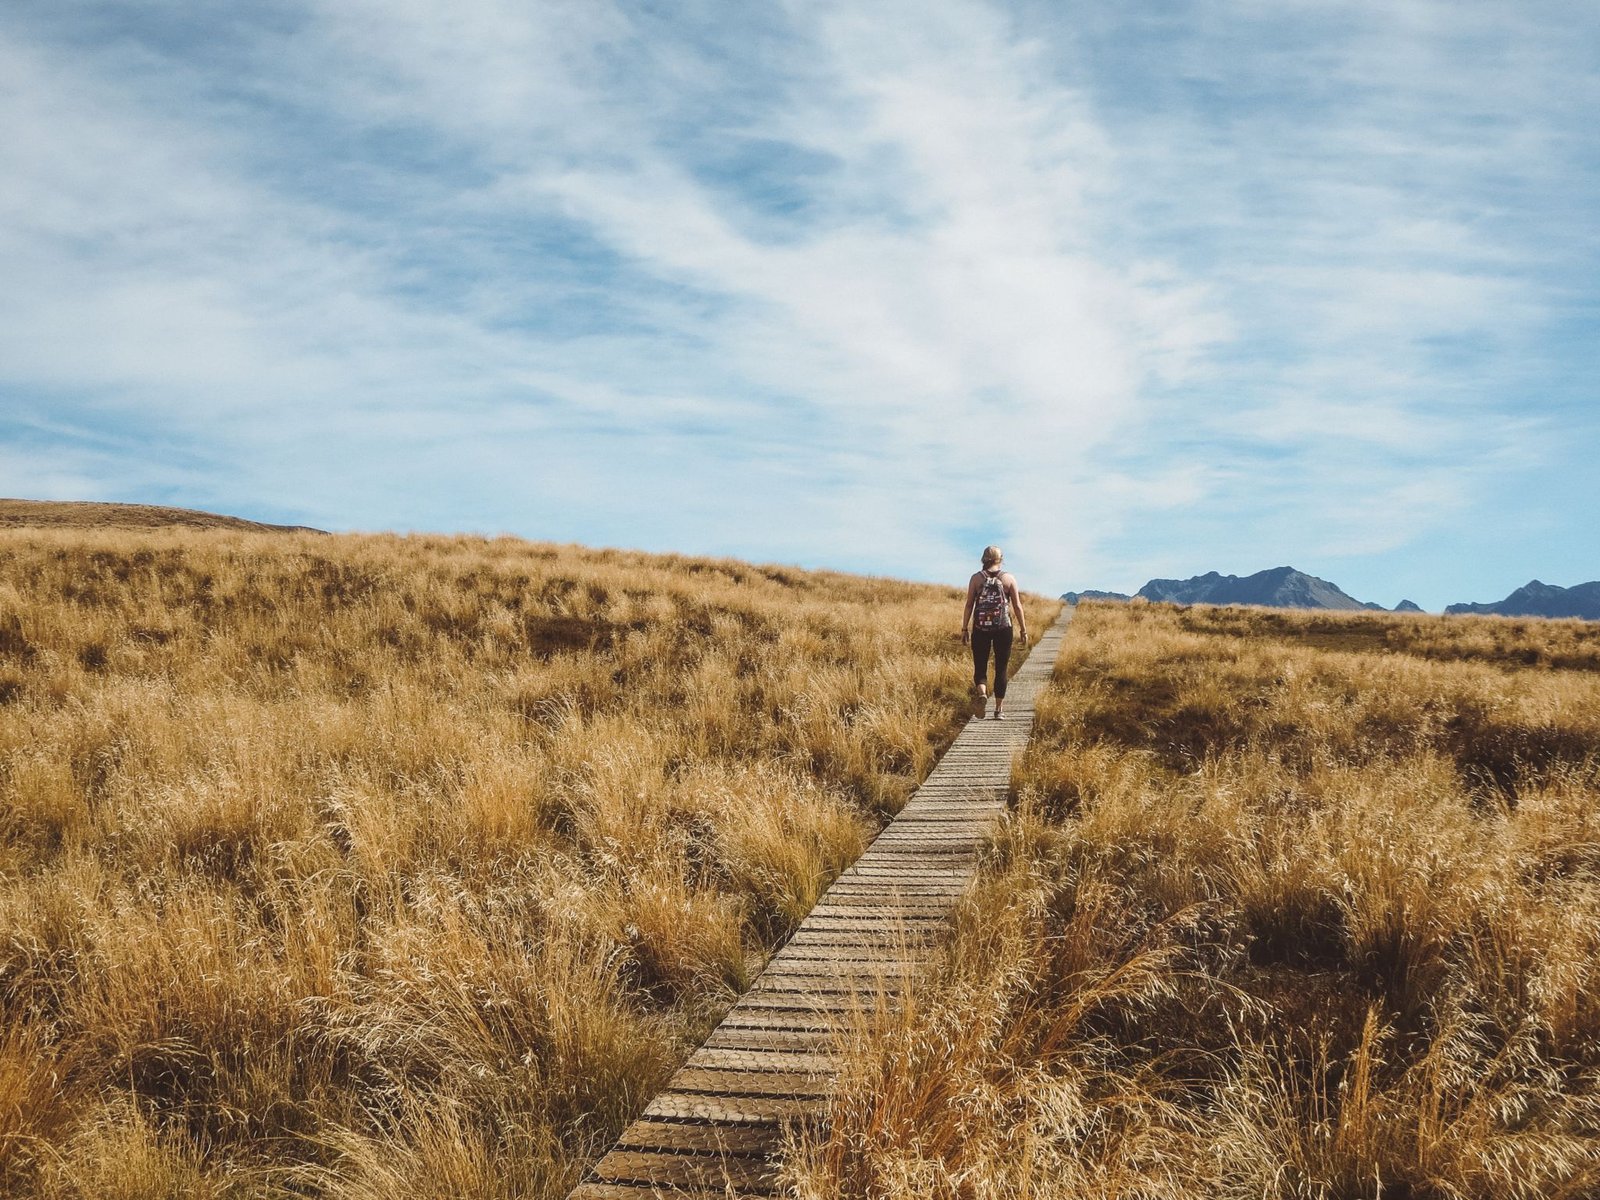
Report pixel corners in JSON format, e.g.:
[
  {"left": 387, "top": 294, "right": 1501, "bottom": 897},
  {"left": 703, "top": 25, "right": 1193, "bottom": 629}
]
[{"left": 570, "top": 612, "right": 1071, "bottom": 1199}]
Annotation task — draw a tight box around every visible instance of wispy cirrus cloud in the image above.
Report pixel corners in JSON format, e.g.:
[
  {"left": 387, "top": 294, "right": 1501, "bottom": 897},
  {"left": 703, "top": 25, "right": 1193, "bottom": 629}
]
[{"left": 2, "top": 0, "right": 1596, "bottom": 604}]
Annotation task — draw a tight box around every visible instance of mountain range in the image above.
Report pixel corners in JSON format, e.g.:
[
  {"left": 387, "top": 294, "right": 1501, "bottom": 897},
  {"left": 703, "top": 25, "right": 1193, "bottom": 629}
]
[
  {"left": 1062, "top": 566, "right": 1415, "bottom": 612},
  {"left": 1065, "top": 567, "right": 1599, "bottom": 620},
  {"left": 1445, "top": 580, "right": 1600, "bottom": 620},
  {"left": 1139, "top": 566, "right": 1391, "bottom": 611}
]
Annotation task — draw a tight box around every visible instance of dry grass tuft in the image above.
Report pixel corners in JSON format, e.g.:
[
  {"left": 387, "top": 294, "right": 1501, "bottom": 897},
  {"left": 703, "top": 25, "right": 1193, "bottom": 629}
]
[
  {"left": 0, "top": 526, "right": 1058, "bottom": 1196},
  {"left": 788, "top": 601, "right": 1600, "bottom": 1199}
]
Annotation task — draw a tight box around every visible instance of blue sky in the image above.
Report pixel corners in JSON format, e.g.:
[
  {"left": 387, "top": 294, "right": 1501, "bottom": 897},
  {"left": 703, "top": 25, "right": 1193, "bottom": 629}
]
[{"left": 3, "top": 1, "right": 1596, "bottom": 609}]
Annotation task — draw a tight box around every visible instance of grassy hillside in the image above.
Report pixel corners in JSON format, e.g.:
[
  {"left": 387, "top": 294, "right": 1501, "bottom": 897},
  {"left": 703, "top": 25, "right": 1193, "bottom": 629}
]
[
  {"left": 0, "top": 498, "right": 323, "bottom": 534},
  {"left": 0, "top": 526, "right": 1058, "bottom": 1198},
  {"left": 789, "top": 601, "right": 1600, "bottom": 1199}
]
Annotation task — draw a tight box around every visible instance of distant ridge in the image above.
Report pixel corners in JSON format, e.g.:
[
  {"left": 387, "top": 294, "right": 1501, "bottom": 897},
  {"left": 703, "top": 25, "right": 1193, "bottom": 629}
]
[
  {"left": 1061, "top": 566, "right": 1600, "bottom": 620},
  {"left": 1062, "top": 567, "right": 1426, "bottom": 612},
  {"left": 0, "top": 499, "right": 324, "bottom": 534},
  {"left": 1446, "top": 580, "right": 1600, "bottom": 620},
  {"left": 1137, "top": 566, "right": 1373, "bottom": 611},
  {"left": 1061, "top": 589, "right": 1132, "bottom": 604}
]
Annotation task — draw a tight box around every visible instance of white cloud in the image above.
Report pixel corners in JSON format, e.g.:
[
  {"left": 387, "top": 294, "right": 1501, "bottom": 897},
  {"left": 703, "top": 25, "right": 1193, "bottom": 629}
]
[{"left": 514, "top": 0, "right": 1227, "bottom": 582}]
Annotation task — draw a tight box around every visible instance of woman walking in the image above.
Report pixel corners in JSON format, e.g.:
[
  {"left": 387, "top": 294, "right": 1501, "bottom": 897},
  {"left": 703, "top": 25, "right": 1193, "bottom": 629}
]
[{"left": 962, "top": 545, "right": 1027, "bottom": 719}]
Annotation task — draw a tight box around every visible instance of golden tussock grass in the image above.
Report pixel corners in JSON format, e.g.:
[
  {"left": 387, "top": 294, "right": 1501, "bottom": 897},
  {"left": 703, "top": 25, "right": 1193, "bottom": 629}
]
[
  {"left": 786, "top": 600, "right": 1600, "bottom": 1200},
  {"left": 0, "top": 526, "right": 1058, "bottom": 1198}
]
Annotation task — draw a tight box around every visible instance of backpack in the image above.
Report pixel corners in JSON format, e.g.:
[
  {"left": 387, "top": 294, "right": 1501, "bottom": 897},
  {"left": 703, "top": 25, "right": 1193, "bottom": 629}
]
[{"left": 973, "top": 571, "right": 1010, "bottom": 629}]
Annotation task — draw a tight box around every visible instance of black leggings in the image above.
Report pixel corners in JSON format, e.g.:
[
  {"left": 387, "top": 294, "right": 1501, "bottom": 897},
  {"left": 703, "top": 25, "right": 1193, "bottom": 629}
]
[{"left": 971, "top": 625, "right": 1014, "bottom": 699}]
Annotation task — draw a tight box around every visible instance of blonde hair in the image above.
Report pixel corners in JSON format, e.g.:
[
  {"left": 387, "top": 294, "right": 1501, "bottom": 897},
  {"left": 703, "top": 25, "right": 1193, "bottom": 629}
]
[{"left": 981, "top": 545, "right": 1003, "bottom": 568}]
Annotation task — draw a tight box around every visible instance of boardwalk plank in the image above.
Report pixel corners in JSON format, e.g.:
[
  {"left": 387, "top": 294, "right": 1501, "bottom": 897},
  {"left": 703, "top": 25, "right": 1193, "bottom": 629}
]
[
  {"left": 641, "top": 1093, "right": 816, "bottom": 1123},
  {"left": 571, "top": 1184, "right": 748, "bottom": 1200},
  {"left": 712, "top": 1020, "right": 845, "bottom": 1039},
  {"left": 666, "top": 1069, "right": 830, "bottom": 1098},
  {"left": 590, "top": 1149, "right": 778, "bottom": 1191},
  {"left": 613, "top": 1120, "right": 779, "bottom": 1155},
  {"left": 687, "top": 1048, "right": 841, "bottom": 1072}
]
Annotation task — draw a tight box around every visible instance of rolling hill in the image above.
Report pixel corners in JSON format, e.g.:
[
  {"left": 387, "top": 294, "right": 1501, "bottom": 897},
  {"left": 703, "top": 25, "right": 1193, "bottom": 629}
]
[{"left": 0, "top": 498, "right": 323, "bottom": 533}]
